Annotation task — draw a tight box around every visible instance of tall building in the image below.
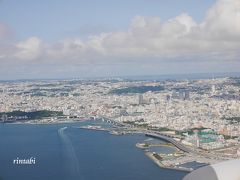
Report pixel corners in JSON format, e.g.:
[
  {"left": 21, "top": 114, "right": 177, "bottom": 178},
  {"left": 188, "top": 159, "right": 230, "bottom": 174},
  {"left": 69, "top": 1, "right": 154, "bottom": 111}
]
[
  {"left": 138, "top": 94, "right": 144, "bottom": 105},
  {"left": 211, "top": 84, "right": 216, "bottom": 95},
  {"left": 166, "top": 94, "right": 171, "bottom": 101},
  {"left": 178, "top": 90, "right": 190, "bottom": 100},
  {"left": 184, "top": 90, "right": 190, "bottom": 100},
  {"left": 194, "top": 130, "right": 200, "bottom": 147},
  {"left": 171, "top": 91, "right": 179, "bottom": 99},
  {"left": 1, "top": 114, "right": 7, "bottom": 122}
]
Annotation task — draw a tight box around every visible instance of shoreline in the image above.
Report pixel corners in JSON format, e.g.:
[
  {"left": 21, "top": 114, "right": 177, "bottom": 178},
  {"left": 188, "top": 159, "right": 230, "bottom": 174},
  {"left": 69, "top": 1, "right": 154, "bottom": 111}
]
[
  {"left": 0, "top": 118, "right": 89, "bottom": 125},
  {"left": 1, "top": 119, "right": 199, "bottom": 173},
  {"left": 145, "top": 152, "right": 192, "bottom": 172},
  {"left": 68, "top": 124, "right": 195, "bottom": 172}
]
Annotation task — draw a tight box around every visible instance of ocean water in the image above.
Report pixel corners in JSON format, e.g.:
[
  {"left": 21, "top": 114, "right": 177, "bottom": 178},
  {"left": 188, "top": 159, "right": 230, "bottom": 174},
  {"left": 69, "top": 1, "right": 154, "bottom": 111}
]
[{"left": 0, "top": 122, "right": 187, "bottom": 180}]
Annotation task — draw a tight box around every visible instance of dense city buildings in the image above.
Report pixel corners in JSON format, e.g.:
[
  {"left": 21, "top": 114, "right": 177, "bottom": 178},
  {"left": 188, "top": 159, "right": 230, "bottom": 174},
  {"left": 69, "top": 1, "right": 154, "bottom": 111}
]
[{"left": 0, "top": 77, "right": 240, "bottom": 161}]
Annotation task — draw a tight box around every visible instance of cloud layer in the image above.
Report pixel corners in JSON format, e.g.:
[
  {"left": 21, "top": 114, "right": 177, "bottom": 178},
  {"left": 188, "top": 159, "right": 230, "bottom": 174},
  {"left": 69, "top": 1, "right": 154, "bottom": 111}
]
[{"left": 0, "top": 0, "right": 239, "bottom": 79}]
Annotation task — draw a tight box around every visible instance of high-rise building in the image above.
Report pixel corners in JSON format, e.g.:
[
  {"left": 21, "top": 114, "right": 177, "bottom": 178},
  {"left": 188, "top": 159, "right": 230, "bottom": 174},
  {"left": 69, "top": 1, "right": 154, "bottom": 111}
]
[
  {"left": 211, "top": 84, "right": 216, "bottom": 95},
  {"left": 171, "top": 91, "right": 179, "bottom": 99},
  {"left": 1, "top": 114, "right": 7, "bottom": 122},
  {"left": 184, "top": 90, "right": 190, "bottom": 100},
  {"left": 177, "top": 90, "right": 190, "bottom": 100},
  {"left": 166, "top": 94, "right": 171, "bottom": 101},
  {"left": 138, "top": 94, "right": 144, "bottom": 105}
]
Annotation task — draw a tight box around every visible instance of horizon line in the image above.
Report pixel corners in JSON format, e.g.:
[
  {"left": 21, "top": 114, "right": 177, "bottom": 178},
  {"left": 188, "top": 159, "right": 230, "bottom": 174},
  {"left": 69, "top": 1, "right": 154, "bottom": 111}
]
[{"left": 1, "top": 72, "right": 240, "bottom": 82}]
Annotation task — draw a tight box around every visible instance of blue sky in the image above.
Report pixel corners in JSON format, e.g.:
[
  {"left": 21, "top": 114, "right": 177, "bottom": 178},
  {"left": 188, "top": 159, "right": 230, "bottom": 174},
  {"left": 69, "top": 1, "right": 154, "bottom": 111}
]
[
  {"left": 0, "top": 0, "right": 239, "bottom": 80},
  {"left": 0, "top": 0, "right": 216, "bottom": 41}
]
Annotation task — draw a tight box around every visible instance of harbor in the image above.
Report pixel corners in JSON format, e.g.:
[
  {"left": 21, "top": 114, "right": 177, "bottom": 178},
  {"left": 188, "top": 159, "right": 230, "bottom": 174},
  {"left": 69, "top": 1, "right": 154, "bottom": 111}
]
[{"left": 76, "top": 119, "right": 211, "bottom": 172}]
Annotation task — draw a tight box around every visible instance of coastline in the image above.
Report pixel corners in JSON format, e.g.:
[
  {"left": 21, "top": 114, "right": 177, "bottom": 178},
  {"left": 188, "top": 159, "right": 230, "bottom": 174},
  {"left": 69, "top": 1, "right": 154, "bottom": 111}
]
[
  {"left": 145, "top": 152, "right": 192, "bottom": 172},
  {"left": 1, "top": 118, "right": 89, "bottom": 125},
  {"left": 0, "top": 118, "right": 198, "bottom": 173},
  {"left": 0, "top": 120, "right": 188, "bottom": 180},
  {"left": 71, "top": 122, "right": 195, "bottom": 172}
]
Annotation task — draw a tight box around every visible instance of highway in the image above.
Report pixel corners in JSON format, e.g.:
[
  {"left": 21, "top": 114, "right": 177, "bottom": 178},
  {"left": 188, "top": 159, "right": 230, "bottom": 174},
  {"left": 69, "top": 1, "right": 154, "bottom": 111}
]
[
  {"left": 98, "top": 117, "right": 195, "bottom": 154},
  {"left": 145, "top": 133, "right": 193, "bottom": 153}
]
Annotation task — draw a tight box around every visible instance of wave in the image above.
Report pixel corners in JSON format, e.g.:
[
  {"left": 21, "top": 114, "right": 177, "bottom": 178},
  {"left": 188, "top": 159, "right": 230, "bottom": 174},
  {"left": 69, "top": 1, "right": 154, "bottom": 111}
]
[{"left": 58, "top": 127, "right": 84, "bottom": 180}]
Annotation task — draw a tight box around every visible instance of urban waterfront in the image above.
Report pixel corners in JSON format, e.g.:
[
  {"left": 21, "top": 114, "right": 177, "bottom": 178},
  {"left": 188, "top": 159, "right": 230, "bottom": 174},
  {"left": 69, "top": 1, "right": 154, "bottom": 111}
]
[
  {"left": 0, "top": 76, "right": 240, "bottom": 177},
  {"left": 1, "top": 0, "right": 240, "bottom": 179},
  {"left": 0, "top": 122, "right": 187, "bottom": 180}
]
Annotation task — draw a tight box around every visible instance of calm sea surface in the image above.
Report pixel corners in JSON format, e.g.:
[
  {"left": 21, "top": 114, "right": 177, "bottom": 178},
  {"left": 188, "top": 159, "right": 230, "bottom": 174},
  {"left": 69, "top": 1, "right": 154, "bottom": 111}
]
[{"left": 0, "top": 121, "right": 187, "bottom": 180}]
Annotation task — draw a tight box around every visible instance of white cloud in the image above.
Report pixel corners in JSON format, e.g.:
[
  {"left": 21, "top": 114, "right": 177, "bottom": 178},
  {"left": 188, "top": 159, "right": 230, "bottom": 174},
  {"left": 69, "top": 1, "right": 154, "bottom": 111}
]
[
  {"left": 14, "top": 37, "right": 42, "bottom": 60},
  {"left": 43, "top": 0, "right": 239, "bottom": 61},
  {"left": 0, "top": 0, "right": 239, "bottom": 64},
  {"left": 201, "top": 0, "right": 240, "bottom": 40},
  {"left": 0, "top": 37, "right": 42, "bottom": 61}
]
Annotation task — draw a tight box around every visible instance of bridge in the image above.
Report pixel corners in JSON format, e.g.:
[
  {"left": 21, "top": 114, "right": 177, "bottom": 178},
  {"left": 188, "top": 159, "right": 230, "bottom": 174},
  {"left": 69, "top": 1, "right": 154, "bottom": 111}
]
[
  {"left": 145, "top": 133, "right": 193, "bottom": 153},
  {"left": 97, "top": 117, "right": 194, "bottom": 153},
  {"left": 153, "top": 132, "right": 182, "bottom": 139}
]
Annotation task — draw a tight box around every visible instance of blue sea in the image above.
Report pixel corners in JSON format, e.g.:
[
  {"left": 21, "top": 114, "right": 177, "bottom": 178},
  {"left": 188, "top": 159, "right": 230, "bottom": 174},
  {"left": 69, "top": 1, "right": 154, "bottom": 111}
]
[{"left": 0, "top": 121, "right": 187, "bottom": 180}]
